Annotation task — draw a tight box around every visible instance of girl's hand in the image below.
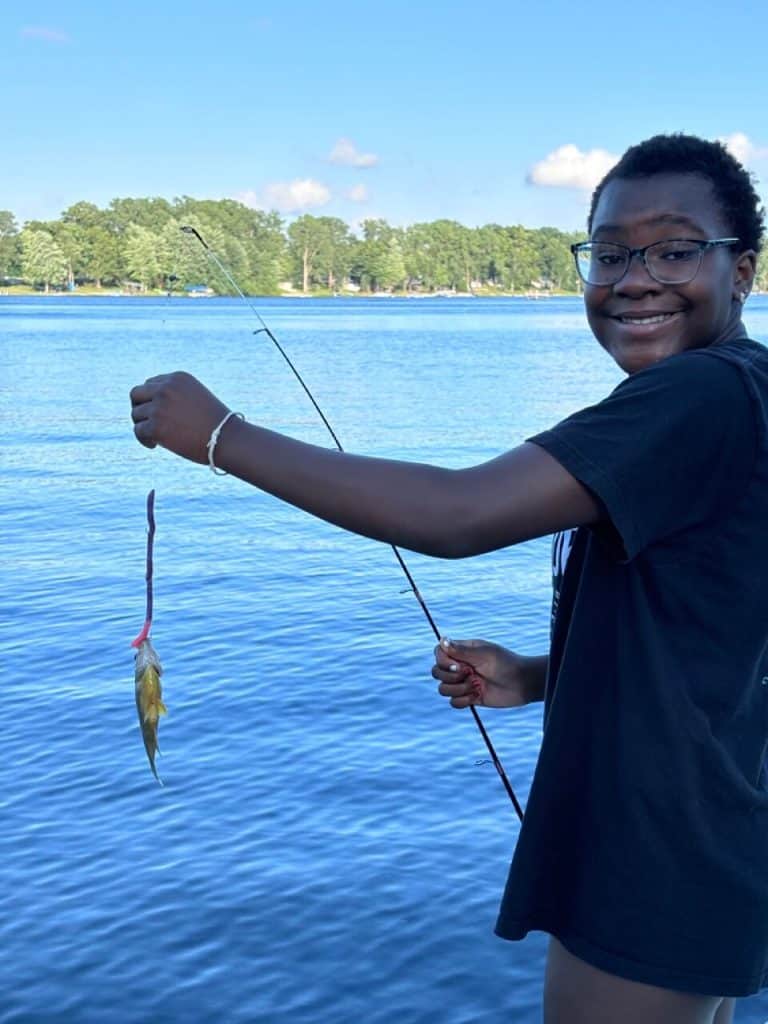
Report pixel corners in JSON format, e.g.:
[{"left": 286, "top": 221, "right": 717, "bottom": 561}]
[
  {"left": 432, "top": 638, "right": 544, "bottom": 708},
  {"left": 130, "top": 372, "right": 230, "bottom": 464}
]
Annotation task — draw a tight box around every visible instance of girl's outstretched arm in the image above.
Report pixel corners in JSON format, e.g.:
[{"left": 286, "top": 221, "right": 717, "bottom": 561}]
[{"left": 130, "top": 371, "right": 600, "bottom": 559}]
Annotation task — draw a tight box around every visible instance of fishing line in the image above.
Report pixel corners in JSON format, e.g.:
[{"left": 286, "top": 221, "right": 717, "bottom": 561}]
[
  {"left": 134, "top": 262, "right": 180, "bottom": 642},
  {"left": 131, "top": 488, "right": 156, "bottom": 648},
  {"left": 130, "top": 265, "right": 182, "bottom": 782},
  {"left": 181, "top": 225, "right": 524, "bottom": 821}
]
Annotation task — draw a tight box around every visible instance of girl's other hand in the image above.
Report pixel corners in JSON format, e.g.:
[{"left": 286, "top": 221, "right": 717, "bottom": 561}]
[{"left": 432, "top": 638, "right": 543, "bottom": 708}]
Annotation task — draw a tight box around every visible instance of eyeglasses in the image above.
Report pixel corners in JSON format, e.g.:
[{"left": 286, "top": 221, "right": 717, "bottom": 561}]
[{"left": 570, "top": 238, "right": 740, "bottom": 287}]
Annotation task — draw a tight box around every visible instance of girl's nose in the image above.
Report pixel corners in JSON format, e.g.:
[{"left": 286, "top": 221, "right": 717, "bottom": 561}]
[{"left": 614, "top": 251, "right": 663, "bottom": 295}]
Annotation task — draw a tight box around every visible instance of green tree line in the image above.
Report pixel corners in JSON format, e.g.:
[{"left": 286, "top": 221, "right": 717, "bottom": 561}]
[{"left": 1, "top": 200, "right": 767, "bottom": 295}]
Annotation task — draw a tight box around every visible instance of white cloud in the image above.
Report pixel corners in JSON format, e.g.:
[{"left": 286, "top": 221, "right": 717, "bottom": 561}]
[
  {"left": 329, "top": 138, "right": 379, "bottom": 168},
  {"left": 262, "top": 179, "right": 331, "bottom": 212},
  {"left": 527, "top": 144, "right": 620, "bottom": 191},
  {"left": 235, "top": 189, "right": 262, "bottom": 209},
  {"left": 346, "top": 184, "right": 369, "bottom": 202},
  {"left": 21, "top": 25, "right": 70, "bottom": 43},
  {"left": 718, "top": 132, "right": 768, "bottom": 166}
]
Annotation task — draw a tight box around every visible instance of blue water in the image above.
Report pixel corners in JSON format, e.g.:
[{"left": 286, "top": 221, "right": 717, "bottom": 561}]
[{"left": 2, "top": 295, "right": 768, "bottom": 1023}]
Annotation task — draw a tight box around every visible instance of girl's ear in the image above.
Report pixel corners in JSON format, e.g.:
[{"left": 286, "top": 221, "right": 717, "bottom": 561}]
[{"left": 733, "top": 249, "right": 756, "bottom": 303}]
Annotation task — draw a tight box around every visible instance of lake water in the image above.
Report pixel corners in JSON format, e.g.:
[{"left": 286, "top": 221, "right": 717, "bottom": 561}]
[{"left": 2, "top": 295, "right": 768, "bottom": 1023}]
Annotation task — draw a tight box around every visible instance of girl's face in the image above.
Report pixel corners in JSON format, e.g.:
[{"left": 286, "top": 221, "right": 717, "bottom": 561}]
[{"left": 585, "top": 173, "right": 755, "bottom": 375}]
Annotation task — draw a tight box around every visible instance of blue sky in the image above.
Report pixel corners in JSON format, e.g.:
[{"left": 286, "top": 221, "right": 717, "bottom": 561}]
[{"left": 3, "top": 0, "right": 767, "bottom": 232}]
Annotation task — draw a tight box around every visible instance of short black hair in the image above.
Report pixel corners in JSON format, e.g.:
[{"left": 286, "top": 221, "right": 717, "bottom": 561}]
[{"left": 588, "top": 133, "right": 765, "bottom": 253}]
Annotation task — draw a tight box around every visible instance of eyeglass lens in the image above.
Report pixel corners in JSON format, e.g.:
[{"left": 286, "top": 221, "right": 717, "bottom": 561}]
[{"left": 576, "top": 240, "right": 704, "bottom": 286}]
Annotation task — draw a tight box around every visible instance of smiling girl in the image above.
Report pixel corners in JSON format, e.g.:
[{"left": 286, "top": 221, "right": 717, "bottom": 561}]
[{"left": 131, "top": 134, "right": 767, "bottom": 1023}]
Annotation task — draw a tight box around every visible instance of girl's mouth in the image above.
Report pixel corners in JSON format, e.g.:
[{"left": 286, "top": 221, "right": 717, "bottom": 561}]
[{"left": 614, "top": 312, "right": 681, "bottom": 326}]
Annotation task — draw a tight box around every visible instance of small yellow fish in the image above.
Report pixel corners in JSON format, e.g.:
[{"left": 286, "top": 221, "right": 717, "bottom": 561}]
[{"left": 134, "top": 638, "right": 167, "bottom": 783}]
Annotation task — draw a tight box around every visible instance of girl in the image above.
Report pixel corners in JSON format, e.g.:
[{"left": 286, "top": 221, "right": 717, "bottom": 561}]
[{"left": 131, "top": 134, "right": 766, "bottom": 1023}]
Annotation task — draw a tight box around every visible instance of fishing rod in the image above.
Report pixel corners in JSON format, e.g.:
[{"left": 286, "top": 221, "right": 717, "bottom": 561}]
[{"left": 180, "top": 224, "right": 524, "bottom": 821}]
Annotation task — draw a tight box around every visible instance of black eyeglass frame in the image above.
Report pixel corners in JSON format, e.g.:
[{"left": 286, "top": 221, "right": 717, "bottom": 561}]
[{"left": 569, "top": 237, "right": 741, "bottom": 287}]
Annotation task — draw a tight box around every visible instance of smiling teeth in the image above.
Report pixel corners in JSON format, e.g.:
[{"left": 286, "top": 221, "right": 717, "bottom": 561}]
[{"left": 620, "top": 314, "right": 674, "bottom": 325}]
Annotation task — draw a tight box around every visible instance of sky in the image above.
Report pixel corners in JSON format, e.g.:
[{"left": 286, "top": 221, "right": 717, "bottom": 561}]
[{"left": 2, "top": 0, "right": 768, "bottom": 233}]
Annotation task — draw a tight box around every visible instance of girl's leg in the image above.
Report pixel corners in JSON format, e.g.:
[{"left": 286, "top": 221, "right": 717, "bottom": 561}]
[{"left": 544, "top": 937, "right": 728, "bottom": 1024}]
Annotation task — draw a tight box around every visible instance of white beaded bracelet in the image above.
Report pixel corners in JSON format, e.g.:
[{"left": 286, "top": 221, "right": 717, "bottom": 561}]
[{"left": 207, "top": 410, "right": 245, "bottom": 475}]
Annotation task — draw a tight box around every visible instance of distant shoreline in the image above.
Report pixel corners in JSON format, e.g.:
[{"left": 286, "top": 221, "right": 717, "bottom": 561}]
[
  {"left": 3, "top": 286, "right": 765, "bottom": 300},
  {"left": 0, "top": 286, "right": 582, "bottom": 299}
]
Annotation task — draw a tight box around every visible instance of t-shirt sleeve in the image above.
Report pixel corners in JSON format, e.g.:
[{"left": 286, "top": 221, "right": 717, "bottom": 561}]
[{"left": 527, "top": 351, "right": 757, "bottom": 561}]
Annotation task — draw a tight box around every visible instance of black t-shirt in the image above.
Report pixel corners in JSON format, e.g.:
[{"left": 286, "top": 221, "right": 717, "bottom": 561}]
[{"left": 495, "top": 338, "right": 768, "bottom": 998}]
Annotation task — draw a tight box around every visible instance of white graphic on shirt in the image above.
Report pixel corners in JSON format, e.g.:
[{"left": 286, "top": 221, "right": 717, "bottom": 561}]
[
  {"left": 552, "top": 529, "right": 576, "bottom": 581},
  {"left": 551, "top": 529, "right": 577, "bottom": 634}
]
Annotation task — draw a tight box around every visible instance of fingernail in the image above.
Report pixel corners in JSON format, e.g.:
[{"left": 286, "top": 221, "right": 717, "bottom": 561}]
[
  {"left": 449, "top": 663, "right": 458, "bottom": 673},
  {"left": 441, "top": 637, "right": 452, "bottom": 649}
]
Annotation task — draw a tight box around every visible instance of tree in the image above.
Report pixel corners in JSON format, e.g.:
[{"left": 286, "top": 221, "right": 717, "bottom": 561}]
[
  {"left": 37, "top": 220, "right": 83, "bottom": 289},
  {"left": 401, "top": 220, "right": 470, "bottom": 291},
  {"left": 352, "top": 219, "right": 408, "bottom": 292},
  {"left": 84, "top": 227, "right": 122, "bottom": 287},
  {"left": 124, "top": 225, "right": 163, "bottom": 290},
  {"left": 173, "top": 198, "right": 286, "bottom": 294},
  {"left": 20, "top": 229, "right": 68, "bottom": 292},
  {"left": 536, "top": 227, "right": 581, "bottom": 292},
  {"left": 106, "top": 197, "right": 174, "bottom": 234},
  {"left": 58, "top": 203, "right": 114, "bottom": 286},
  {"left": 161, "top": 217, "right": 228, "bottom": 291},
  {"left": 755, "top": 253, "right": 768, "bottom": 294},
  {"left": 402, "top": 222, "right": 433, "bottom": 290},
  {"left": 61, "top": 201, "right": 103, "bottom": 230},
  {"left": 378, "top": 236, "right": 407, "bottom": 290},
  {"left": 312, "top": 217, "right": 353, "bottom": 290},
  {"left": 474, "top": 224, "right": 512, "bottom": 288},
  {"left": 503, "top": 226, "right": 539, "bottom": 291},
  {"left": 286, "top": 216, "right": 325, "bottom": 292},
  {"left": 0, "top": 196, "right": 595, "bottom": 295},
  {"left": 0, "top": 211, "right": 20, "bottom": 279},
  {"left": 248, "top": 209, "right": 288, "bottom": 294}
]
